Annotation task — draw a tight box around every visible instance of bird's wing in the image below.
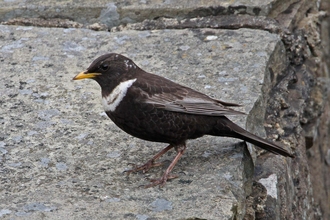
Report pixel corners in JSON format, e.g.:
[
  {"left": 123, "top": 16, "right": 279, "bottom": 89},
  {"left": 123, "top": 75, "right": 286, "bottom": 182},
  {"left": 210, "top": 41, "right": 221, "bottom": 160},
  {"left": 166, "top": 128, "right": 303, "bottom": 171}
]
[
  {"left": 145, "top": 93, "right": 245, "bottom": 116},
  {"left": 132, "top": 74, "right": 245, "bottom": 116}
]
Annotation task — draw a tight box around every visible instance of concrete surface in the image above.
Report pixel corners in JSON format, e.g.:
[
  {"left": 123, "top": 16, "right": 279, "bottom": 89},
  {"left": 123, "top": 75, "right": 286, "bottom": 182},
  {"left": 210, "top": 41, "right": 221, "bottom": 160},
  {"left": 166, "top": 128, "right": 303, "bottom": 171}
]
[
  {"left": 0, "top": 0, "right": 297, "bottom": 28},
  {"left": 0, "top": 25, "right": 284, "bottom": 219}
]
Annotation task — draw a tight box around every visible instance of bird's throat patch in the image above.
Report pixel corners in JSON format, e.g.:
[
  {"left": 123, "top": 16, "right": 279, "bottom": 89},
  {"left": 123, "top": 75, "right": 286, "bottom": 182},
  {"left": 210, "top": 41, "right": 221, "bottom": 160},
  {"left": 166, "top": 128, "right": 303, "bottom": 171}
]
[{"left": 102, "top": 78, "right": 137, "bottom": 112}]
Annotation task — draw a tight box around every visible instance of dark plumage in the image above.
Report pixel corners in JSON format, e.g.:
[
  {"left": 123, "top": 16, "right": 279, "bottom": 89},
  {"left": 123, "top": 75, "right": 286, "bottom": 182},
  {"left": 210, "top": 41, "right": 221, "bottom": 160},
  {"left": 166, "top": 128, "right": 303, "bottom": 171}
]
[{"left": 73, "top": 53, "right": 294, "bottom": 187}]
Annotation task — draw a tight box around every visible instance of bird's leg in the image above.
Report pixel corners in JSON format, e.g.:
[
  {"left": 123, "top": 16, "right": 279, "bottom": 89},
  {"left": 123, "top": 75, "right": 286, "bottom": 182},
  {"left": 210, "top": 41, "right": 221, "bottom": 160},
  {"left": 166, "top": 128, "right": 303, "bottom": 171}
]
[
  {"left": 125, "top": 144, "right": 174, "bottom": 175},
  {"left": 144, "top": 143, "right": 186, "bottom": 188}
]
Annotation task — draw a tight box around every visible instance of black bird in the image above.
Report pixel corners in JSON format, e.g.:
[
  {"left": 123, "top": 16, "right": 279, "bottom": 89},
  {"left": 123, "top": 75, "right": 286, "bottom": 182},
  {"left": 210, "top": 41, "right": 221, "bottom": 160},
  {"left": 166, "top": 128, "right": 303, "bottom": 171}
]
[{"left": 73, "top": 53, "right": 294, "bottom": 187}]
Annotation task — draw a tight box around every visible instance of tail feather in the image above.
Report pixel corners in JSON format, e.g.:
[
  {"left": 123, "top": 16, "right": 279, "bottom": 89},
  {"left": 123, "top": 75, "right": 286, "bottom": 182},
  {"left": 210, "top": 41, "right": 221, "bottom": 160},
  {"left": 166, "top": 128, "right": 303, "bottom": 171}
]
[
  {"left": 211, "top": 117, "right": 294, "bottom": 158},
  {"left": 235, "top": 129, "right": 294, "bottom": 158}
]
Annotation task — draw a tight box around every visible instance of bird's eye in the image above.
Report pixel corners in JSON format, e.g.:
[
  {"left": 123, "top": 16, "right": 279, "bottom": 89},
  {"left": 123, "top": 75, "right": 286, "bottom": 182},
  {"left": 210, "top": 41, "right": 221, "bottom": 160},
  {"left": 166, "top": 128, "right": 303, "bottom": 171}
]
[{"left": 99, "top": 63, "right": 109, "bottom": 71}]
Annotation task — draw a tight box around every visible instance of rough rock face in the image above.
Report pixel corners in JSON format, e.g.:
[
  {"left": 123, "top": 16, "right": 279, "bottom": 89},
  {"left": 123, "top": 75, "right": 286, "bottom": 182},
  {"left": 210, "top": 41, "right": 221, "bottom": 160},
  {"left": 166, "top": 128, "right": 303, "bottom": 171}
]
[{"left": 0, "top": 0, "right": 329, "bottom": 219}]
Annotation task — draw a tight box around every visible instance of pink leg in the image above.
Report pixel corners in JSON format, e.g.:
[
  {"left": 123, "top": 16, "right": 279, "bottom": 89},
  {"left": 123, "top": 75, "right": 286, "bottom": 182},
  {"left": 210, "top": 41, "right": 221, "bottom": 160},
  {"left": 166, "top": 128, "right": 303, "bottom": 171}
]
[
  {"left": 125, "top": 144, "right": 174, "bottom": 174},
  {"left": 144, "top": 143, "right": 186, "bottom": 188}
]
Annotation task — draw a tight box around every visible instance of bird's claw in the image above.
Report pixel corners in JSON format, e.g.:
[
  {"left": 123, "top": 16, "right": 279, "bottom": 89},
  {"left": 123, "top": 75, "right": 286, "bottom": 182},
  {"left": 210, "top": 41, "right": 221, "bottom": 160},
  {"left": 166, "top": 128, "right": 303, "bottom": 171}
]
[
  {"left": 124, "top": 160, "right": 163, "bottom": 175},
  {"left": 143, "top": 174, "right": 178, "bottom": 188}
]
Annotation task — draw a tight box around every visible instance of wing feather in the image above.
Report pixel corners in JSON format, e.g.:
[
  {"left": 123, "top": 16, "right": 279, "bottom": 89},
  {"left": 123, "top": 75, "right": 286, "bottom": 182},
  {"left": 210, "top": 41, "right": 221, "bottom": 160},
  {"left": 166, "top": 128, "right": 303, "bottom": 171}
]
[{"left": 131, "top": 72, "right": 245, "bottom": 116}]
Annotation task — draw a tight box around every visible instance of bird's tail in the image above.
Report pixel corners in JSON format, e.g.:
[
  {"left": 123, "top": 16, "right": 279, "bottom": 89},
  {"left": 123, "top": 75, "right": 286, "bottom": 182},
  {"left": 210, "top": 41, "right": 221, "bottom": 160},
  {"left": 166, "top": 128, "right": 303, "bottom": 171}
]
[{"left": 209, "top": 117, "right": 294, "bottom": 158}]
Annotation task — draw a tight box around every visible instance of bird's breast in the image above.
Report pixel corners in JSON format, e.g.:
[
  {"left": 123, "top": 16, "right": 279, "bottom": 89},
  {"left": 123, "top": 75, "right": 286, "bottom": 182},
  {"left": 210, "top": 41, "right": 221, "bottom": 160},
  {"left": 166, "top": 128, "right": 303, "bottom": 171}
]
[{"left": 102, "top": 78, "right": 137, "bottom": 112}]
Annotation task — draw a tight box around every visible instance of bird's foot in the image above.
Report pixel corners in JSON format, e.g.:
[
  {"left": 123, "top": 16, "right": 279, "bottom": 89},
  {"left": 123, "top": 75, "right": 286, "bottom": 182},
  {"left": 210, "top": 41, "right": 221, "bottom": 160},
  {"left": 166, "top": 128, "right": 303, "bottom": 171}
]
[
  {"left": 124, "top": 144, "right": 175, "bottom": 176},
  {"left": 141, "top": 143, "right": 185, "bottom": 188},
  {"left": 143, "top": 174, "right": 178, "bottom": 188},
  {"left": 125, "top": 160, "right": 163, "bottom": 175}
]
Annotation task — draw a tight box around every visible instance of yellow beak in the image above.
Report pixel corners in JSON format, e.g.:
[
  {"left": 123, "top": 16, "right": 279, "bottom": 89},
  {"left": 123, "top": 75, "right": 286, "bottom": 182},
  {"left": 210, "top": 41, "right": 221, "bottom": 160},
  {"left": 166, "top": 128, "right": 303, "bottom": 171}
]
[{"left": 72, "top": 71, "right": 102, "bottom": 80}]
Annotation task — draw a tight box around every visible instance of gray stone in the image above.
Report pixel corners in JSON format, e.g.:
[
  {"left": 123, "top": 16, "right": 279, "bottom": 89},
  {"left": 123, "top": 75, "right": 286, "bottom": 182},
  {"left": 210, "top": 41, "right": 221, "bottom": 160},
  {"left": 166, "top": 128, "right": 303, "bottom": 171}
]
[
  {"left": 0, "top": 209, "right": 11, "bottom": 217},
  {"left": 150, "top": 198, "right": 172, "bottom": 212},
  {"left": 0, "top": 0, "right": 299, "bottom": 28}
]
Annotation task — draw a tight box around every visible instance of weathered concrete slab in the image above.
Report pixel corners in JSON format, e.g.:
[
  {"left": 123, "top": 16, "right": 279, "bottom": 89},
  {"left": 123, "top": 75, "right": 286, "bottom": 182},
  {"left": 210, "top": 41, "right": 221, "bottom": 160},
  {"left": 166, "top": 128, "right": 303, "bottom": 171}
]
[
  {"left": 0, "top": 25, "right": 283, "bottom": 219},
  {"left": 0, "top": 0, "right": 296, "bottom": 28}
]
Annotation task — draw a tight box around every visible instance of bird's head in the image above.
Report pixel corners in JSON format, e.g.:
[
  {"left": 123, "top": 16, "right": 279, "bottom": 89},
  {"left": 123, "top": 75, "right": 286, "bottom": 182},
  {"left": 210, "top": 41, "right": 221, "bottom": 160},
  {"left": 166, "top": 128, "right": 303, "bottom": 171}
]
[{"left": 73, "top": 53, "right": 138, "bottom": 88}]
